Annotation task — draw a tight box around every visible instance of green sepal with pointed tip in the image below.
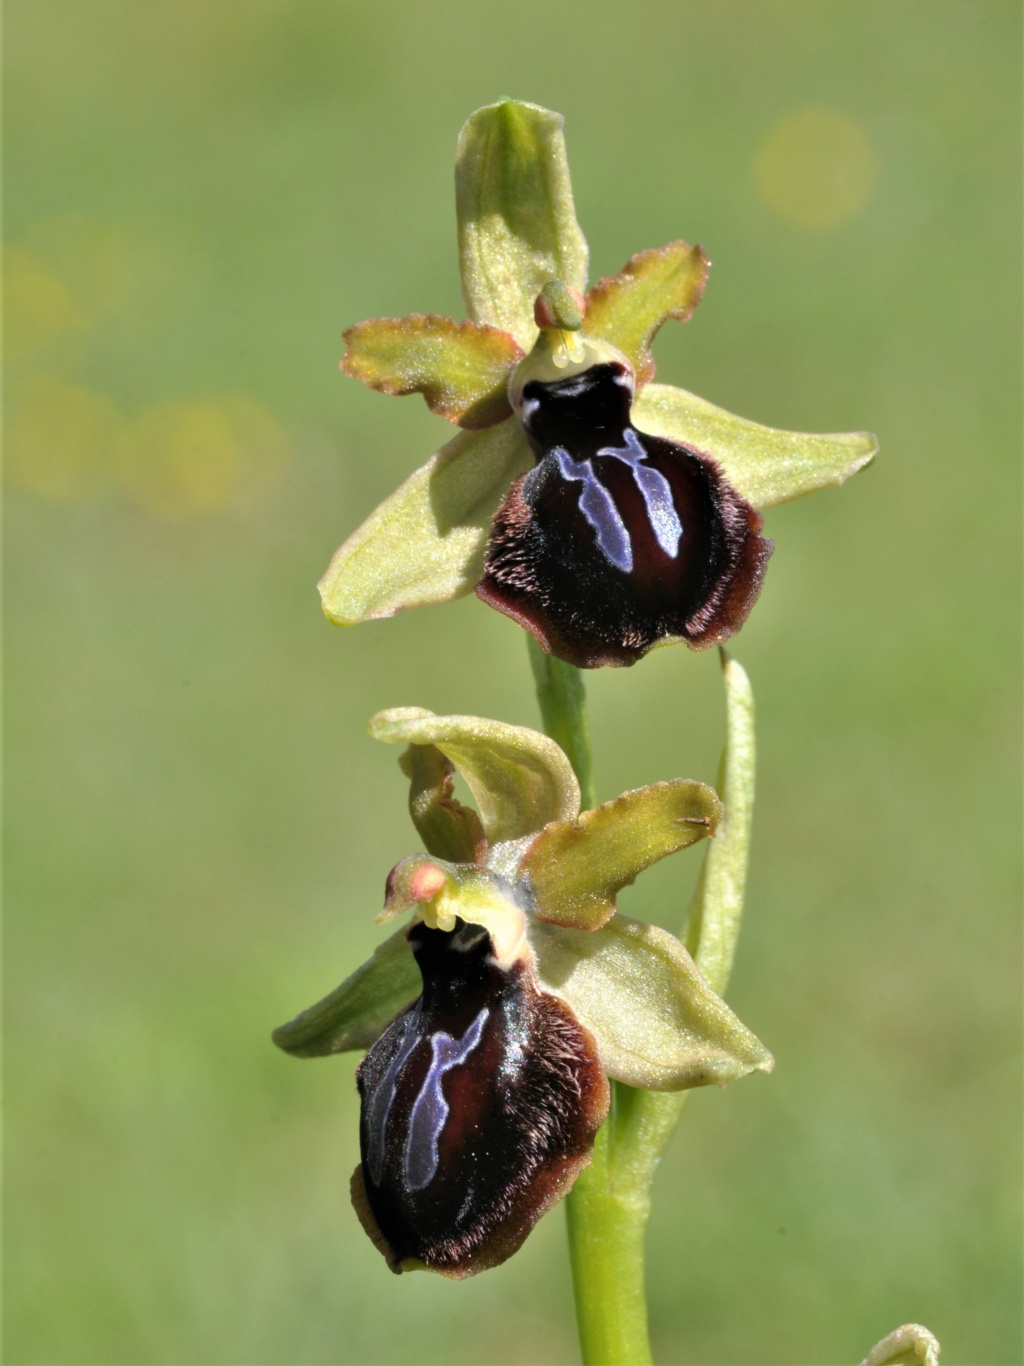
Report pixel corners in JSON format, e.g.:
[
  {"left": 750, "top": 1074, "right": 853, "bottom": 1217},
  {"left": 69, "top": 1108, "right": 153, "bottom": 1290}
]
[
  {"left": 399, "top": 743, "right": 487, "bottom": 863},
  {"left": 530, "top": 913, "right": 773, "bottom": 1091},
  {"left": 634, "top": 382, "right": 877, "bottom": 512},
  {"left": 341, "top": 315, "right": 522, "bottom": 429},
  {"left": 318, "top": 418, "right": 532, "bottom": 624},
  {"left": 271, "top": 925, "right": 419, "bottom": 1057},
  {"left": 858, "top": 1324, "right": 941, "bottom": 1366},
  {"left": 584, "top": 242, "right": 709, "bottom": 387},
  {"left": 456, "top": 100, "right": 589, "bottom": 350},
  {"left": 522, "top": 780, "right": 722, "bottom": 931},
  {"left": 370, "top": 707, "right": 580, "bottom": 843}
]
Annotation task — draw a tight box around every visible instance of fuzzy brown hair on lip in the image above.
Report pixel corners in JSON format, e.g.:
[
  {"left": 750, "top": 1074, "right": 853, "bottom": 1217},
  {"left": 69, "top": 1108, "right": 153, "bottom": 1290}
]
[
  {"left": 478, "top": 362, "right": 771, "bottom": 668},
  {"left": 352, "top": 920, "right": 609, "bottom": 1277}
]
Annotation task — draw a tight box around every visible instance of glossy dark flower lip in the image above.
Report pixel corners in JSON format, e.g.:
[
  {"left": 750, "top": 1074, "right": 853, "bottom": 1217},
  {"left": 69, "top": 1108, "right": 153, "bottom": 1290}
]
[
  {"left": 478, "top": 339, "right": 774, "bottom": 667},
  {"left": 350, "top": 915, "right": 610, "bottom": 1278},
  {"left": 319, "top": 100, "right": 877, "bottom": 666},
  {"left": 273, "top": 706, "right": 773, "bottom": 1277}
]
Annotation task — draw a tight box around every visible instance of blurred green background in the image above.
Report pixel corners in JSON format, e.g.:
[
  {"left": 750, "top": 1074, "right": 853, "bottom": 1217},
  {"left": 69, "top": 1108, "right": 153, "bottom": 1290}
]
[{"left": 5, "top": 3, "right": 1020, "bottom": 1363}]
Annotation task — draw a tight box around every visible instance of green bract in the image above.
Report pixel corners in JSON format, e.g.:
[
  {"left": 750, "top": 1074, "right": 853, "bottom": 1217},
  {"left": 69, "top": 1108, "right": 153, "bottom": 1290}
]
[
  {"left": 273, "top": 706, "right": 772, "bottom": 1094},
  {"left": 859, "top": 1324, "right": 942, "bottom": 1366},
  {"left": 321, "top": 98, "right": 876, "bottom": 633}
]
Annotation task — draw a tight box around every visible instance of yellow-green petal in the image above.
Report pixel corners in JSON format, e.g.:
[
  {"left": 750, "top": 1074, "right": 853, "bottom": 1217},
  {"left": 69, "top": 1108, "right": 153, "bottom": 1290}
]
[
  {"left": 341, "top": 315, "right": 522, "bottom": 429},
  {"left": 318, "top": 418, "right": 532, "bottom": 624},
  {"left": 634, "top": 382, "right": 877, "bottom": 510},
  {"left": 271, "top": 925, "right": 419, "bottom": 1057},
  {"left": 584, "top": 242, "right": 709, "bottom": 386},
  {"left": 522, "top": 779, "right": 722, "bottom": 931},
  {"left": 456, "top": 100, "right": 588, "bottom": 350},
  {"left": 530, "top": 913, "right": 773, "bottom": 1091},
  {"left": 858, "top": 1325, "right": 941, "bottom": 1366},
  {"left": 369, "top": 707, "right": 580, "bottom": 843}
]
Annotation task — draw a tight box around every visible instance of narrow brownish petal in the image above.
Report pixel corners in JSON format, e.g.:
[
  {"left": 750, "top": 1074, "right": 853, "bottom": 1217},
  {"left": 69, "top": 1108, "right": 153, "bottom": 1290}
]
[
  {"left": 342, "top": 314, "right": 523, "bottom": 429},
  {"left": 583, "top": 241, "right": 710, "bottom": 387},
  {"left": 522, "top": 780, "right": 722, "bottom": 931}
]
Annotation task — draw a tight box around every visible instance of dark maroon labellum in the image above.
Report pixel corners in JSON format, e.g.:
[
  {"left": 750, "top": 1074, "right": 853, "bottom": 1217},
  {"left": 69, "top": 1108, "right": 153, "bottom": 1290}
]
[
  {"left": 351, "top": 919, "right": 609, "bottom": 1278},
  {"left": 477, "top": 360, "right": 773, "bottom": 668}
]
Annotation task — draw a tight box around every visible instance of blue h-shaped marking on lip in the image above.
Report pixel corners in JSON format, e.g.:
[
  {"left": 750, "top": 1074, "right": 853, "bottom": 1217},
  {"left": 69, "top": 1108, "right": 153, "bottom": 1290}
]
[
  {"left": 404, "top": 1008, "right": 489, "bottom": 1192},
  {"left": 553, "top": 448, "right": 633, "bottom": 571},
  {"left": 552, "top": 429, "right": 683, "bottom": 573},
  {"left": 365, "top": 1008, "right": 422, "bottom": 1187},
  {"left": 598, "top": 429, "right": 684, "bottom": 560}
]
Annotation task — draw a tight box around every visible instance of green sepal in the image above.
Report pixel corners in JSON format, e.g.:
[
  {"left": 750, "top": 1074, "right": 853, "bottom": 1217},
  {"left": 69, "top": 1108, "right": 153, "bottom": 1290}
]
[
  {"left": 633, "top": 382, "right": 877, "bottom": 511},
  {"left": 584, "top": 242, "right": 709, "bottom": 386},
  {"left": 399, "top": 743, "right": 487, "bottom": 863},
  {"left": 369, "top": 707, "right": 580, "bottom": 843},
  {"left": 271, "top": 925, "right": 418, "bottom": 1057},
  {"left": 341, "top": 315, "right": 522, "bottom": 429},
  {"left": 521, "top": 779, "right": 722, "bottom": 931},
  {"left": 685, "top": 651, "right": 755, "bottom": 994},
  {"left": 530, "top": 913, "right": 773, "bottom": 1091},
  {"left": 858, "top": 1325, "right": 941, "bottom": 1366},
  {"left": 318, "top": 418, "right": 532, "bottom": 624},
  {"left": 456, "top": 100, "right": 588, "bottom": 350}
]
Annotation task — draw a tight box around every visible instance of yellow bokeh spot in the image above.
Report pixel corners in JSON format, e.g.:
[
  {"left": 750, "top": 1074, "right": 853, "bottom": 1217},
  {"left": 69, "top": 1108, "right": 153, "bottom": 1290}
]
[
  {"left": 754, "top": 108, "right": 878, "bottom": 230},
  {"left": 4, "top": 248, "right": 86, "bottom": 363},
  {"left": 115, "top": 394, "right": 290, "bottom": 519},
  {"left": 6, "top": 370, "right": 291, "bottom": 518},
  {"left": 5, "top": 375, "right": 122, "bottom": 500},
  {"left": 28, "top": 215, "right": 155, "bottom": 321}
]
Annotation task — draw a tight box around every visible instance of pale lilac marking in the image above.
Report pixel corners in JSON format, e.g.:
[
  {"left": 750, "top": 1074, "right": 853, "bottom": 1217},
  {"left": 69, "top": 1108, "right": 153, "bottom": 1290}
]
[
  {"left": 365, "top": 1008, "right": 423, "bottom": 1186},
  {"left": 552, "top": 447, "right": 633, "bottom": 573},
  {"left": 404, "top": 1007, "right": 489, "bottom": 1192},
  {"left": 597, "top": 427, "right": 683, "bottom": 559}
]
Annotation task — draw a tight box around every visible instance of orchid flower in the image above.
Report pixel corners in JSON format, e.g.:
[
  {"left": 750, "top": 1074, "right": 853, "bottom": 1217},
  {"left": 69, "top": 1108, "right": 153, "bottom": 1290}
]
[
  {"left": 320, "top": 100, "right": 876, "bottom": 667},
  {"left": 273, "top": 707, "right": 771, "bottom": 1277}
]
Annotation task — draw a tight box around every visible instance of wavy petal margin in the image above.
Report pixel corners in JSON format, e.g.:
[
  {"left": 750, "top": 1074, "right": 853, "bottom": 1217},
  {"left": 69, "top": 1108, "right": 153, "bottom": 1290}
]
[
  {"left": 531, "top": 913, "right": 773, "bottom": 1091},
  {"left": 370, "top": 707, "right": 580, "bottom": 843},
  {"left": 341, "top": 315, "right": 522, "bottom": 429},
  {"left": 634, "top": 382, "right": 877, "bottom": 510},
  {"left": 584, "top": 242, "right": 709, "bottom": 386},
  {"left": 456, "top": 101, "right": 589, "bottom": 350},
  {"left": 522, "top": 780, "right": 722, "bottom": 930},
  {"left": 318, "top": 418, "right": 532, "bottom": 624}
]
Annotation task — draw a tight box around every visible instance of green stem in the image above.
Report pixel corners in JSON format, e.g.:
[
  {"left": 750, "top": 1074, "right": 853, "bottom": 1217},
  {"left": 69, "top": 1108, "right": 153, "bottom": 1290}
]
[
  {"left": 528, "top": 641, "right": 757, "bottom": 1366},
  {"left": 566, "top": 1109, "right": 653, "bottom": 1366},
  {"left": 527, "top": 638, "right": 595, "bottom": 809},
  {"left": 528, "top": 638, "right": 651, "bottom": 1364}
]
